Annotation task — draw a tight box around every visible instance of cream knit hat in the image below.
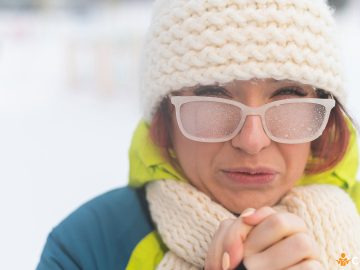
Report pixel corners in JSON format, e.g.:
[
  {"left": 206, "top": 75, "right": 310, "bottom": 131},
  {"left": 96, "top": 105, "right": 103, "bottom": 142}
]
[{"left": 140, "top": 0, "right": 345, "bottom": 122}]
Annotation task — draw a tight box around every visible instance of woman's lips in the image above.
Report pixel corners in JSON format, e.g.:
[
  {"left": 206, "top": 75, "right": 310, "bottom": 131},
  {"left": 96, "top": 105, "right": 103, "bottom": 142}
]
[{"left": 222, "top": 167, "right": 279, "bottom": 185}]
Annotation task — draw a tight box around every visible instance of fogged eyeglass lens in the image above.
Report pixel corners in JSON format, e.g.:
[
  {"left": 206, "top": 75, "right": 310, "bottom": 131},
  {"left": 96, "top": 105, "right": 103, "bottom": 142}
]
[
  {"left": 265, "top": 103, "right": 327, "bottom": 140},
  {"left": 180, "top": 101, "right": 241, "bottom": 139}
]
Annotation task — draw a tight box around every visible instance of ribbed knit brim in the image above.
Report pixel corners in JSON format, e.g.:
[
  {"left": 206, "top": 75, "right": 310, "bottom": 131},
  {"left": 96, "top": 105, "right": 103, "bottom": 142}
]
[{"left": 140, "top": 0, "right": 345, "bottom": 122}]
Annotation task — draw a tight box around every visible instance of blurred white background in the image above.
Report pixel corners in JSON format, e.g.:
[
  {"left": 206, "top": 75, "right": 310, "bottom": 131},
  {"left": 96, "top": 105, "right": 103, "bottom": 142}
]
[{"left": 0, "top": 0, "right": 359, "bottom": 269}]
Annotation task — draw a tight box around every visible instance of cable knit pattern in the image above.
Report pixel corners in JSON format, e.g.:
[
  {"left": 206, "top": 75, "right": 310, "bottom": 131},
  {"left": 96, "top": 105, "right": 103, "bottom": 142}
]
[
  {"left": 273, "top": 185, "right": 360, "bottom": 269},
  {"left": 147, "top": 179, "right": 234, "bottom": 268},
  {"left": 140, "top": 0, "right": 344, "bottom": 121},
  {"left": 146, "top": 180, "right": 360, "bottom": 269}
]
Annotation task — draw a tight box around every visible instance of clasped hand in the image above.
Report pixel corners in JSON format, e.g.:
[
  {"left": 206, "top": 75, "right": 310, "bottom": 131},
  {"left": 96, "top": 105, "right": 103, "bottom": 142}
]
[{"left": 204, "top": 207, "right": 323, "bottom": 270}]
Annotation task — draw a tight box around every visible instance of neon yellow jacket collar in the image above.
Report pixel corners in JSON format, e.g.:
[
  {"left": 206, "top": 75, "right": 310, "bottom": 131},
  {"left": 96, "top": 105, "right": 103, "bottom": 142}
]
[
  {"left": 128, "top": 120, "right": 360, "bottom": 212},
  {"left": 129, "top": 121, "right": 186, "bottom": 187}
]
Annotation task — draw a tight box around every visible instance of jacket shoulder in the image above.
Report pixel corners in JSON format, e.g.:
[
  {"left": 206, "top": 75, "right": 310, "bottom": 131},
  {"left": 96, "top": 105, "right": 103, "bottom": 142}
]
[{"left": 37, "top": 186, "right": 154, "bottom": 270}]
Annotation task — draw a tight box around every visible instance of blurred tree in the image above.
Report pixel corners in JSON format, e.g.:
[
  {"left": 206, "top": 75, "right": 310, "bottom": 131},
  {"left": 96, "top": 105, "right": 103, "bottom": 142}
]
[
  {"left": 327, "top": 0, "right": 350, "bottom": 11},
  {"left": 0, "top": 0, "right": 37, "bottom": 9}
]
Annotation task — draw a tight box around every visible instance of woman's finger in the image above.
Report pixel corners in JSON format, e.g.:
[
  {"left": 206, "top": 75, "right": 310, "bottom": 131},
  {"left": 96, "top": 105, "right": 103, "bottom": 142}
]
[
  {"left": 244, "top": 232, "right": 320, "bottom": 270},
  {"left": 205, "top": 209, "right": 258, "bottom": 270},
  {"left": 205, "top": 218, "right": 235, "bottom": 270},
  {"left": 244, "top": 212, "right": 307, "bottom": 256},
  {"left": 223, "top": 207, "right": 273, "bottom": 269},
  {"left": 241, "top": 206, "right": 277, "bottom": 226},
  {"left": 223, "top": 215, "right": 253, "bottom": 269},
  {"left": 206, "top": 207, "right": 286, "bottom": 270}
]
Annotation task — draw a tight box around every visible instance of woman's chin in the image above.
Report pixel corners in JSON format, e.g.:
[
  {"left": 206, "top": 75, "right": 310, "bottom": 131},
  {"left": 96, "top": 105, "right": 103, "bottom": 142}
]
[{"left": 217, "top": 190, "right": 283, "bottom": 215}]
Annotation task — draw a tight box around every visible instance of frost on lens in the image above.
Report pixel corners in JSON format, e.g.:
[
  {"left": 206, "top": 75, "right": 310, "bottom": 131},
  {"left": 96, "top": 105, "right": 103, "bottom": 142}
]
[
  {"left": 265, "top": 103, "right": 326, "bottom": 140},
  {"left": 181, "top": 101, "right": 241, "bottom": 139}
]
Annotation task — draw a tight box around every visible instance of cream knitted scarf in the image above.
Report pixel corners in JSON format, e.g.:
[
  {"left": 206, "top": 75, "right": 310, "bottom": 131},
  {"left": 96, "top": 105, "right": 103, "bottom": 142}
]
[{"left": 146, "top": 180, "right": 360, "bottom": 270}]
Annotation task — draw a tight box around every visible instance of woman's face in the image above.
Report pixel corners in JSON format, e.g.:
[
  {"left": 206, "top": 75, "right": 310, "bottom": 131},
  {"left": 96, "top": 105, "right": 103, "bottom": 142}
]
[{"left": 171, "top": 79, "right": 314, "bottom": 214}]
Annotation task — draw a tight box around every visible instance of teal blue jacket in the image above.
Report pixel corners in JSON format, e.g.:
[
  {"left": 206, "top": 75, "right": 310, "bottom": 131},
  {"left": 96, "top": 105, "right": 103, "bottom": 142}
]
[{"left": 36, "top": 187, "right": 155, "bottom": 270}]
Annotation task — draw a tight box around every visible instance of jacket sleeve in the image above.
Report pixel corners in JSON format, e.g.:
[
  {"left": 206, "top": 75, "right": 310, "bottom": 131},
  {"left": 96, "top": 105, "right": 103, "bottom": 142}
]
[
  {"left": 37, "top": 231, "right": 81, "bottom": 270},
  {"left": 36, "top": 200, "right": 110, "bottom": 270},
  {"left": 36, "top": 187, "right": 155, "bottom": 270}
]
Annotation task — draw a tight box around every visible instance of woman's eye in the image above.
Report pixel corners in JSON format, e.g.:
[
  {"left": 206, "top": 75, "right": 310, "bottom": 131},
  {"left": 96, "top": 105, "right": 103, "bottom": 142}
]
[
  {"left": 316, "top": 89, "right": 330, "bottom": 98},
  {"left": 272, "top": 87, "right": 308, "bottom": 97},
  {"left": 194, "top": 86, "right": 231, "bottom": 97}
]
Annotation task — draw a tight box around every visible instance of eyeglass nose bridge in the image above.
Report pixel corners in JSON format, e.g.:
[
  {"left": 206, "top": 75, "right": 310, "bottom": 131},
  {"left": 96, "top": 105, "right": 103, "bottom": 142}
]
[
  {"left": 236, "top": 106, "right": 268, "bottom": 133},
  {"left": 235, "top": 105, "right": 270, "bottom": 137},
  {"left": 232, "top": 106, "right": 271, "bottom": 146},
  {"left": 241, "top": 105, "right": 267, "bottom": 118}
]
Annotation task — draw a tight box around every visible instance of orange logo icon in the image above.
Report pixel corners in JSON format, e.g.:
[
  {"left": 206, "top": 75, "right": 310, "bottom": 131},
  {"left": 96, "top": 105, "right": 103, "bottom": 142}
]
[{"left": 337, "top": 253, "right": 351, "bottom": 266}]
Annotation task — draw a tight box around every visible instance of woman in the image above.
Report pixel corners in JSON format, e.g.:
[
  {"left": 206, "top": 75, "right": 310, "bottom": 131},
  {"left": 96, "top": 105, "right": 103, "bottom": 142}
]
[{"left": 37, "top": 0, "right": 360, "bottom": 269}]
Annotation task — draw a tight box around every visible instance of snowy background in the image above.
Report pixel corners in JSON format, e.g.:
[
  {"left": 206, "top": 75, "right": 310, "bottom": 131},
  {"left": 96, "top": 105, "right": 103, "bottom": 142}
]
[{"left": 0, "top": 1, "right": 359, "bottom": 269}]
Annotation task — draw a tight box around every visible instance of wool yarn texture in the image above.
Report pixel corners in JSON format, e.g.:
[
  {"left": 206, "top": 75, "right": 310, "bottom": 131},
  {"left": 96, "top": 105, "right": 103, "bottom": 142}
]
[
  {"left": 140, "top": 0, "right": 344, "bottom": 122},
  {"left": 146, "top": 180, "right": 360, "bottom": 269}
]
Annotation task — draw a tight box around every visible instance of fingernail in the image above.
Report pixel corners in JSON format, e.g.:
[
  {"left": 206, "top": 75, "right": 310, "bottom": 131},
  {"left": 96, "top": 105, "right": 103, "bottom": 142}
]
[
  {"left": 240, "top": 208, "right": 256, "bottom": 217},
  {"left": 222, "top": 252, "right": 230, "bottom": 270}
]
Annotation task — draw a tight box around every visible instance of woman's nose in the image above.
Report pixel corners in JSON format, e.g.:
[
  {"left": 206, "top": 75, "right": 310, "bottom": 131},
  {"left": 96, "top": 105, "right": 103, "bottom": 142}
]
[{"left": 230, "top": 115, "right": 271, "bottom": 154}]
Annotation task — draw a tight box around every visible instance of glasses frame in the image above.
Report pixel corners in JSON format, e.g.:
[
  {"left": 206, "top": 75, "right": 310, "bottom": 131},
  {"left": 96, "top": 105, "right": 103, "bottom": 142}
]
[{"left": 170, "top": 96, "right": 335, "bottom": 144}]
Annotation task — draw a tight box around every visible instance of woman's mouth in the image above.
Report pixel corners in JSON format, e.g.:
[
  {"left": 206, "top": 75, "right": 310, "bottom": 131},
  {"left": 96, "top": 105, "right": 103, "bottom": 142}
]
[{"left": 222, "top": 167, "right": 279, "bottom": 185}]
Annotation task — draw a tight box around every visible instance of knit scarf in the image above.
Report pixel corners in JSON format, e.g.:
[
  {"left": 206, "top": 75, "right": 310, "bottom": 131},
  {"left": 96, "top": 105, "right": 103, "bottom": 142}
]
[{"left": 146, "top": 180, "right": 360, "bottom": 270}]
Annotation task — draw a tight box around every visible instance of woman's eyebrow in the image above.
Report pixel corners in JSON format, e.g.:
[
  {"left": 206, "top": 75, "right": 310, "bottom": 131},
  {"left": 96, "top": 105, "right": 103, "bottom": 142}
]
[
  {"left": 265, "top": 79, "right": 305, "bottom": 87},
  {"left": 193, "top": 85, "right": 232, "bottom": 96},
  {"left": 268, "top": 81, "right": 314, "bottom": 90}
]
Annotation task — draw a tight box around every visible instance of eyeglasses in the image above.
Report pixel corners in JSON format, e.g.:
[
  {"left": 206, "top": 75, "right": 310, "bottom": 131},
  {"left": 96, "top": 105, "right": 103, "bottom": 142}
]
[{"left": 170, "top": 96, "right": 335, "bottom": 144}]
